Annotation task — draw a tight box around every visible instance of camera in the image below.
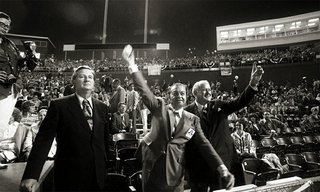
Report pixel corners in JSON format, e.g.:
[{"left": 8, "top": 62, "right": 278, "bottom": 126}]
[
  {"left": 23, "top": 41, "right": 36, "bottom": 54},
  {"left": 23, "top": 41, "right": 39, "bottom": 71},
  {"left": 0, "top": 73, "right": 17, "bottom": 88}
]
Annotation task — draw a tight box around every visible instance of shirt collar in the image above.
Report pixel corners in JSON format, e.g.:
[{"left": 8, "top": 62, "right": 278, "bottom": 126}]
[
  {"left": 10, "top": 121, "right": 19, "bottom": 127},
  {"left": 195, "top": 100, "right": 207, "bottom": 110},
  {"left": 76, "top": 93, "right": 93, "bottom": 108},
  {"left": 169, "top": 104, "right": 183, "bottom": 117}
]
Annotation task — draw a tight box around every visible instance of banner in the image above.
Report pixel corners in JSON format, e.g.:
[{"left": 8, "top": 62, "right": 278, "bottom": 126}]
[
  {"left": 220, "top": 67, "right": 232, "bottom": 76},
  {"left": 148, "top": 65, "right": 161, "bottom": 76}
]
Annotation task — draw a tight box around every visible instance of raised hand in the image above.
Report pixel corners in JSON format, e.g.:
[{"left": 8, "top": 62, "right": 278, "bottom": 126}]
[
  {"left": 249, "top": 62, "right": 264, "bottom": 88},
  {"left": 122, "top": 44, "right": 135, "bottom": 66}
]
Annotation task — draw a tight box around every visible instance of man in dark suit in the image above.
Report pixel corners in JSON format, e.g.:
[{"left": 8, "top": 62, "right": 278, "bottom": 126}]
[
  {"left": 185, "top": 64, "right": 264, "bottom": 191},
  {"left": 122, "top": 45, "right": 234, "bottom": 192},
  {"left": 109, "top": 78, "right": 126, "bottom": 114},
  {"left": 20, "top": 66, "right": 110, "bottom": 192},
  {"left": 111, "top": 102, "right": 130, "bottom": 133}
]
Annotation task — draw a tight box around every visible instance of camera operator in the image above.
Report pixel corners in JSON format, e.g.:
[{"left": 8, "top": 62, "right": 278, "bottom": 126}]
[{"left": 0, "top": 12, "right": 39, "bottom": 131}]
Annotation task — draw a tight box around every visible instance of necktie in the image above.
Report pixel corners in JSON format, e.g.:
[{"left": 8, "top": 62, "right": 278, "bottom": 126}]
[
  {"left": 173, "top": 111, "right": 180, "bottom": 135},
  {"left": 121, "top": 115, "right": 126, "bottom": 130},
  {"left": 83, "top": 99, "right": 92, "bottom": 117},
  {"left": 82, "top": 99, "right": 93, "bottom": 129}
]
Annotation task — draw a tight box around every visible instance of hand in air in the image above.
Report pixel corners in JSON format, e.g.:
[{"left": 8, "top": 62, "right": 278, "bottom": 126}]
[
  {"left": 122, "top": 44, "right": 135, "bottom": 66},
  {"left": 250, "top": 62, "right": 264, "bottom": 87}
]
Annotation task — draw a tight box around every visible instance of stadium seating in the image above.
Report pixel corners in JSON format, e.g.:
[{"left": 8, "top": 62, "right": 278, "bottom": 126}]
[
  {"left": 285, "top": 153, "right": 320, "bottom": 178},
  {"left": 242, "top": 158, "right": 279, "bottom": 186}
]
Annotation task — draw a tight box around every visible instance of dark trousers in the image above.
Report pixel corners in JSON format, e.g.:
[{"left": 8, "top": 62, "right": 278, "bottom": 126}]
[{"left": 129, "top": 109, "right": 137, "bottom": 133}]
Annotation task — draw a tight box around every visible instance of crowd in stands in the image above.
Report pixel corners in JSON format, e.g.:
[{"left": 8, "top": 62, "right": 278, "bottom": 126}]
[
  {"left": 2, "top": 67, "right": 320, "bottom": 154},
  {"left": 35, "top": 45, "right": 320, "bottom": 73},
  {"left": 0, "top": 58, "right": 319, "bottom": 188}
]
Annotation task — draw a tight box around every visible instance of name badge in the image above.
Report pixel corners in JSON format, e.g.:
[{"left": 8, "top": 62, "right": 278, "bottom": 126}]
[{"left": 186, "top": 128, "right": 195, "bottom": 139}]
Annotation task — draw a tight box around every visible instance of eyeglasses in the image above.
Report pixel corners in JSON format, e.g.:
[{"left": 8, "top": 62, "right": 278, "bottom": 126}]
[{"left": 0, "top": 22, "right": 10, "bottom": 29}]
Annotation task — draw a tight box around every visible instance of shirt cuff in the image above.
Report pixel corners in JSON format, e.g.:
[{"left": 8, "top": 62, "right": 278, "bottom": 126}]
[
  {"left": 249, "top": 83, "right": 258, "bottom": 91},
  {"left": 217, "top": 164, "right": 229, "bottom": 177},
  {"left": 128, "top": 64, "right": 139, "bottom": 74}
]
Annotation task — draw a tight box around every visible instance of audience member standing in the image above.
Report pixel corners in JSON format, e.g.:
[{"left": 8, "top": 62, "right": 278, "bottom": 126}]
[
  {"left": 20, "top": 66, "right": 110, "bottom": 192},
  {"left": 0, "top": 12, "right": 39, "bottom": 134},
  {"left": 109, "top": 78, "right": 126, "bottom": 114},
  {"left": 126, "top": 81, "right": 139, "bottom": 133}
]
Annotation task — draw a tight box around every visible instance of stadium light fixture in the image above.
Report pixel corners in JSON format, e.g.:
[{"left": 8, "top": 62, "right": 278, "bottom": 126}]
[
  {"left": 308, "top": 18, "right": 319, "bottom": 23},
  {"left": 247, "top": 28, "right": 255, "bottom": 35},
  {"left": 308, "top": 18, "right": 319, "bottom": 27},
  {"left": 220, "top": 31, "right": 229, "bottom": 38}
]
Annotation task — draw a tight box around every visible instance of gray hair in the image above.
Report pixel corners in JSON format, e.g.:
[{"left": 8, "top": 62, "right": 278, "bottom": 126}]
[{"left": 192, "top": 80, "right": 210, "bottom": 96}]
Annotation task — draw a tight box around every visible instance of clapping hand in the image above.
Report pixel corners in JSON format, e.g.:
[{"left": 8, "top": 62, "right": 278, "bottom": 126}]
[
  {"left": 122, "top": 44, "right": 135, "bottom": 66},
  {"left": 249, "top": 62, "right": 264, "bottom": 88}
]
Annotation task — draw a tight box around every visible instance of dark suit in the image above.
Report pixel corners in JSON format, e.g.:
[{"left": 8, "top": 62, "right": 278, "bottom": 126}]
[
  {"left": 132, "top": 71, "right": 224, "bottom": 191},
  {"left": 22, "top": 94, "right": 109, "bottom": 191},
  {"left": 109, "top": 86, "right": 126, "bottom": 114},
  {"left": 111, "top": 112, "right": 130, "bottom": 133},
  {"left": 185, "top": 86, "right": 256, "bottom": 189}
]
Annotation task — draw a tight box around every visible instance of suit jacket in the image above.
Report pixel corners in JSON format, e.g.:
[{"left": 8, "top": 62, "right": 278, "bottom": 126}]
[
  {"left": 0, "top": 37, "right": 38, "bottom": 98},
  {"left": 111, "top": 112, "right": 130, "bottom": 133},
  {"left": 185, "top": 86, "right": 257, "bottom": 183},
  {"left": 22, "top": 94, "right": 109, "bottom": 191},
  {"left": 109, "top": 86, "right": 126, "bottom": 114},
  {"left": 132, "top": 71, "right": 224, "bottom": 190}
]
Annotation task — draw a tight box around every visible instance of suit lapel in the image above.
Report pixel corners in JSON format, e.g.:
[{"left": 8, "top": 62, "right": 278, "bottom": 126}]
[
  {"left": 208, "top": 101, "right": 219, "bottom": 136},
  {"left": 192, "top": 103, "right": 201, "bottom": 117},
  {"left": 174, "top": 111, "right": 194, "bottom": 139},
  {"left": 175, "top": 113, "right": 185, "bottom": 134},
  {"left": 67, "top": 94, "right": 92, "bottom": 132},
  {"left": 92, "top": 99, "right": 101, "bottom": 132},
  {"left": 168, "top": 108, "right": 175, "bottom": 136}
]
